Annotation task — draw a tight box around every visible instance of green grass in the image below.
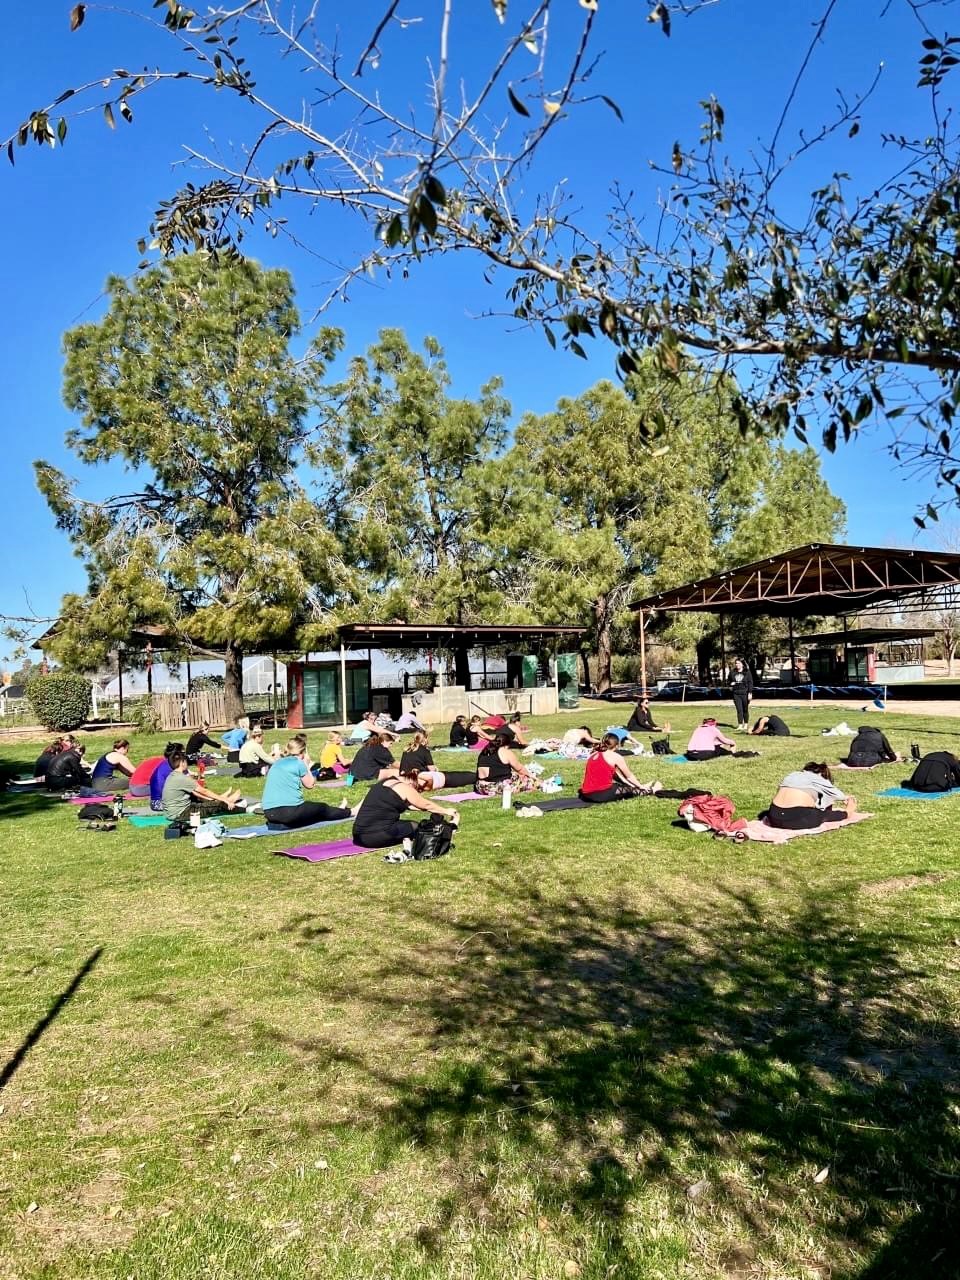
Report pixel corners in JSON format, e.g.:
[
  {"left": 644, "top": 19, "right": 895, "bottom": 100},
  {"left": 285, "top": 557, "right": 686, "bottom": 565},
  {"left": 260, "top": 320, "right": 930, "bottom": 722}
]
[{"left": 2, "top": 706, "right": 960, "bottom": 1279}]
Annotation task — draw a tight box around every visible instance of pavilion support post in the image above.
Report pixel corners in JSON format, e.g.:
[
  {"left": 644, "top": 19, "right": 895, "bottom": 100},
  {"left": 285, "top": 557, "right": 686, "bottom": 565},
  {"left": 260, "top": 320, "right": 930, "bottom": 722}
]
[
  {"left": 788, "top": 617, "right": 797, "bottom": 686},
  {"left": 482, "top": 647, "right": 488, "bottom": 690},
  {"left": 553, "top": 647, "right": 560, "bottom": 714},
  {"left": 842, "top": 615, "right": 850, "bottom": 685},
  {"left": 117, "top": 649, "right": 124, "bottom": 721},
  {"left": 719, "top": 615, "right": 727, "bottom": 687},
  {"left": 438, "top": 666, "right": 445, "bottom": 723},
  {"left": 339, "top": 642, "right": 349, "bottom": 730},
  {"left": 638, "top": 609, "right": 648, "bottom": 698}
]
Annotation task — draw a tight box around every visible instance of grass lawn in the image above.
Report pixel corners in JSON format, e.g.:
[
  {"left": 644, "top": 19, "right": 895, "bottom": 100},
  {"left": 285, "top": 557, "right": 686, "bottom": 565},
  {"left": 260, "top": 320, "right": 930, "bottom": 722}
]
[{"left": 2, "top": 705, "right": 959, "bottom": 1279}]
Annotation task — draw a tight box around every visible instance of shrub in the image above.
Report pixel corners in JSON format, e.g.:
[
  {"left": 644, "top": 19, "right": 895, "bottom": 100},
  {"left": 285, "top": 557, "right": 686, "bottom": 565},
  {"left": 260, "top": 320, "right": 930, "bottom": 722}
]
[{"left": 26, "top": 672, "right": 92, "bottom": 731}]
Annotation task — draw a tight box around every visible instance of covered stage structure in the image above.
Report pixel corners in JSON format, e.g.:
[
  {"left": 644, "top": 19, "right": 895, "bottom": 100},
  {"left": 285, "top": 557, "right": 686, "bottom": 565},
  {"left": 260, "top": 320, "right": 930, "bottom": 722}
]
[{"left": 630, "top": 543, "right": 960, "bottom": 696}]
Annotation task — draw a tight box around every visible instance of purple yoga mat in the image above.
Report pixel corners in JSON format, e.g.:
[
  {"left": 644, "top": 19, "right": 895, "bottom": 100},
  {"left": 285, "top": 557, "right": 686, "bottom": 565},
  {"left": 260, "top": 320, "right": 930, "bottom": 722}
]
[{"left": 273, "top": 839, "right": 369, "bottom": 862}]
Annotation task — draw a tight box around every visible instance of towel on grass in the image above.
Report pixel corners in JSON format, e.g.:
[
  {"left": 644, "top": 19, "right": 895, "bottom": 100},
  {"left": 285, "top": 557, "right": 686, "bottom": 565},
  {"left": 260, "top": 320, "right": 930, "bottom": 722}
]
[
  {"left": 876, "top": 786, "right": 960, "bottom": 800},
  {"left": 836, "top": 761, "right": 897, "bottom": 771},
  {"left": 128, "top": 814, "right": 170, "bottom": 828},
  {"left": 273, "top": 839, "right": 370, "bottom": 862},
  {"left": 741, "top": 812, "right": 873, "bottom": 843}
]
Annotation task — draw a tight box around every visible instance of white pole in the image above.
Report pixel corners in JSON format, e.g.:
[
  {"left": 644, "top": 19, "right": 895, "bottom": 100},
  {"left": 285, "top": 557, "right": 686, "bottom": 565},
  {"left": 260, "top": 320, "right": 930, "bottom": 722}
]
[
  {"left": 339, "top": 642, "right": 349, "bottom": 730},
  {"left": 438, "top": 667, "right": 445, "bottom": 723},
  {"left": 553, "top": 650, "right": 560, "bottom": 714},
  {"left": 91, "top": 680, "right": 98, "bottom": 719}
]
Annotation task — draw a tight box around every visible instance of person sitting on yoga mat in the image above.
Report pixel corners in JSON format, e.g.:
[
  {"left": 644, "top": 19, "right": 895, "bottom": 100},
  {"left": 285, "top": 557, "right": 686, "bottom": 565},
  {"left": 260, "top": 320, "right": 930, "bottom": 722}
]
[
  {"left": 150, "top": 742, "right": 182, "bottom": 811},
  {"left": 579, "top": 734, "right": 658, "bottom": 803},
  {"left": 237, "top": 726, "right": 275, "bottom": 777},
  {"left": 475, "top": 732, "right": 539, "bottom": 796},
  {"left": 449, "top": 715, "right": 470, "bottom": 748},
  {"left": 161, "top": 749, "right": 247, "bottom": 827},
  {"left": 352, "top": 773, "right": 460, "bottom": 850},
  {"left": 750, "top": 713, "right": 790, "bottom": 736},
  {"left": 686, "top": 718, "right": 736, "bottom": 761},
  {"left": 34, "top": 736, "right": 68, "bottom": 781},
  {"left": 185, "top": 721, "right": 222, "bottom": 762},
  {"left": 343, "top": 711, "right": 378, "bottom": 746},
  {"left": 350, "top": 731, "right": 399, "bottom": 782},
  {"left": 393, "top": 709, "right": 428, "bottom": 734},
  {"left": 318, "top": 731, "right": 348, "bottom": 776},
  {"left": 261, "top": 737, "right": 356, "bottom": 829},
  {"left": 45, "top": 742, "right": 88, "bottom": 791},
  {"left": 904, "top": 750, "right": 960, "bottom": 793},
  {"left": 505, "top": 712, "right": 530, "bottom": 747},
  {"left": 765, "top": 762, "right": 856, "bottom": 830},
  {"left": 626, "top": 698, "right": 670, "bottom": 734},
  {"left": 844, "top": 725, "right": 898, "bottom": 768},
  {"left": 128, "top": 754, "right": 165, "bottom": 797},
  {"left": 91, "top": 739, "right": 136, "bottom": 792},
  {"left": 399, "top": 732, "right": 433, "bottom": 774},
  {"left": 221, "top": 716, "right": 250, "bottom": 762}
]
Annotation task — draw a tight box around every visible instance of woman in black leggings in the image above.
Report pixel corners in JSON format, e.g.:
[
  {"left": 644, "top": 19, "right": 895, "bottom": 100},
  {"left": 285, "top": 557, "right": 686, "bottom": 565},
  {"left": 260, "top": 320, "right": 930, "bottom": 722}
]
[
  {"left": 262, "top": 736, "right": 355, "bottom": 829},
  {"left": 353, "top": 775, "right": 460, "bottom": 849},
  {"left": 730, "top": 658, "right": 753, "bottom": 730}
]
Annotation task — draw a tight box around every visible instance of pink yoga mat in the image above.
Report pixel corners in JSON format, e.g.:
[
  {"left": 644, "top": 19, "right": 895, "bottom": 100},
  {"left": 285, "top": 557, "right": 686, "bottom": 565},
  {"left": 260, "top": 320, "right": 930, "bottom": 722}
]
[
  {"left": 274, "top": 839, "right": 369, "bottom": 862},
  {"left": 741, "top": 811, "right": 873, "bottom": 843}
]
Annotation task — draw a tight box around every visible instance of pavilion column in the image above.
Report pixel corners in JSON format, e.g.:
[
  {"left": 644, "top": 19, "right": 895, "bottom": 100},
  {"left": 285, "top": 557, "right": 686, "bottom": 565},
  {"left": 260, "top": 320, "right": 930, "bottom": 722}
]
[
  {"left": 339, "top": 642, "right": 349, "bottom": 730},
  {"left": 553, "top": 647, "right": 560, "bottom": 714},
  {"left": 638, "top": 608, "right": 648, "bottom": 698},
  {"left": 718, "top": 615, "right": 727, "bottom": 687},
  {"left": 788, "top": 617, "right": 797, "bottom": 686},
  {"left": 117, "top": 648, "right": 124, "bottom": 720}
]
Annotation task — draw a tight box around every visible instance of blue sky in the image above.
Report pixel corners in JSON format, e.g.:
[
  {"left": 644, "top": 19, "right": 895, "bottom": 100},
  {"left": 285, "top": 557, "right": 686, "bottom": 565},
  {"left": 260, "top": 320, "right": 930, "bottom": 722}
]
[{"left": 0, "top": 0, "right": 949, "bottom": 663}]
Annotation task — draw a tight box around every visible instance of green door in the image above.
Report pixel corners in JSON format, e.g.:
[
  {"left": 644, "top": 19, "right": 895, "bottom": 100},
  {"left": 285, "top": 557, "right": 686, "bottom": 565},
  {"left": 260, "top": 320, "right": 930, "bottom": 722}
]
[{"left": 302, "top": 667, "right": 340, "bottom": 723}]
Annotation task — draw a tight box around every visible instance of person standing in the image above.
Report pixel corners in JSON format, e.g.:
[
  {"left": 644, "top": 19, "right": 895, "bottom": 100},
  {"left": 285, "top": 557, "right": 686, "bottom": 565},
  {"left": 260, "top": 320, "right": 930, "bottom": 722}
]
[{"left": 730, "top": 658, "right": 753, "bottom": 730}]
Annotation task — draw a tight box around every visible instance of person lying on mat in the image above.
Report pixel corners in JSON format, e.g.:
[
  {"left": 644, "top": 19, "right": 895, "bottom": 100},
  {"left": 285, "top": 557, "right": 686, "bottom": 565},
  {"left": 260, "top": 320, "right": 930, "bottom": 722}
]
[
  {"left": 475, "top": 732, "right": 540, "bottom": 796},
  {"left": 399, "top": 732, "right": 433, "bottom": 774},
  {"left": 352, "top": 773, "right": 460, "bottom": 850},
  {"left": 844, "top": 725, "right": 899, "bottom": 768},
  {"left": 45, "top": 742, "right": 88, "bottom": 791},
  {"left": 903, "top": 750, "right": 960, "bottom": 793},
  {"left": 185, "top": 721, "right": 222, "bottom": 761},
  {"left": 261, "top": 736, "right": 356, "bottom": 829},
  {"left": 150, "top": 742, "right": 182, "bottom": 811},
  {"left": 563, "top": 725, "right": 600, "bottom": 748},
  {"left": 350, "top": 731, "right": 399, "bottom": 782},
  {"left": 127, "top": 753, "right": 165, "bottom": 797},
  {"left": 604, "top": 725, "right": 641, "bottom": 752},
  {"left": 765, "top": 762, "right": 857, "bottom": 830},
  {"left": 408, "top": 766, "right": 478, "bottom": 792},
  {"left": 161, "top": 749, "right": 247, "bottom": 827},
  {"left": 90, "top": 739, "right": 136, "bottom": 792},
  {"left": 627, "top": 698, "right": 670, "bottom": 734},
  {"left": 579, "top": 734, "right": 660, "bottom": 803},
  {"left": 237, "top": 726, "right": 276, "bottom": 777},
  {"left": 685, "top": 718, "right": 736, "bottom": 761},
  {"left": 750, "top": 714, "right": 790, "bottom": 736}
]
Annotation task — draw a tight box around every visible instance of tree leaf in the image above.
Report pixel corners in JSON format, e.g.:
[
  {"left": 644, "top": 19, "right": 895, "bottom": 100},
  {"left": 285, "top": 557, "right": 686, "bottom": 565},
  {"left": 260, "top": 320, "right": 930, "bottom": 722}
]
[
  {"left": 70, "top": 3, "right": 86, "bottom": 31},
  {"left": 424, "top": 173, "right": 446, "bottom": 206},
  {"left": 600, "top": 95, "right": 624, "bottom": 122},
  {"left": 507, "top": 85, "right": 530, "bottom": 117},
  {"left": 544, "top": 100, "right": 561, "bottom": 117},
  {"left": 57, "top": 117, "right": 68, "bottom": 143},
  {"left": 103, "top": 102, "right": 116, "bottom": 129},
  {"left": 384, "top": 214, "right": 403, "bottom": 247}
]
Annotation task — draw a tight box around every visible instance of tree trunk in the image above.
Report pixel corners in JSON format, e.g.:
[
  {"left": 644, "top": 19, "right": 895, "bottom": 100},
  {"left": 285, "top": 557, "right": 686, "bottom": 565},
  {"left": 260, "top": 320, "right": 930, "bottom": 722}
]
[
  {"left": 595, "top": 596, "right": 613, "bottom": 693},
  {"left": 454, "top": 645, "right": 472, "bottom": 691},
  {"left": 949, "top": 645, "right": 957, "bottom": 678},
  {"left": 223, "top": 640, "right": 245, "bottom": 723}
]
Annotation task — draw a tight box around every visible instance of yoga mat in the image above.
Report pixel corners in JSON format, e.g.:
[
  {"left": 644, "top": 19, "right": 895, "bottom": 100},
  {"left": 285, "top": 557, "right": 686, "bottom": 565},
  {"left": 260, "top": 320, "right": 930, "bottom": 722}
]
[
  {"left": 224, "top": 813, "right": 351, "bottom": 839},
  {"left": 741, "top": 812, "right": 873, "bottom": 843},
  {"left": 876, "top": 786, "right": 960, "bottom": 800},
  {"left": 525, "top": 796, "right": 589, "bottom": 813},
  {"left": 273, "top": 839, "right": 369, "bottom": 862},
  {"left": 128, "top": 814, "right": 169, "bottom": 827}
]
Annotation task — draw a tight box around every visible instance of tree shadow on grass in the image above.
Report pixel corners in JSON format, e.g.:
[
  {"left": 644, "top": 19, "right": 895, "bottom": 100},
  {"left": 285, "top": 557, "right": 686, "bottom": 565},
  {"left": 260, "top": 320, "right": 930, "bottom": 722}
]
[{"left": 356, "top": 882, "right": 960, "bottom": 1277}]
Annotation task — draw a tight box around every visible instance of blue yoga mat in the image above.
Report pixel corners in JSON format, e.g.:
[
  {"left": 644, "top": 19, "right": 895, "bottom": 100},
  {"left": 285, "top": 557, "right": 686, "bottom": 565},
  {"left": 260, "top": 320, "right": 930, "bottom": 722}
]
[
  {"left": 225, "top": 814, "right": 351, "bottom": 839},
  {"left": 876, "top": 786, "right": 960, "bottom": 800},
  {"left": 666, "top": 754, "right": 695, "bottom": 765}
]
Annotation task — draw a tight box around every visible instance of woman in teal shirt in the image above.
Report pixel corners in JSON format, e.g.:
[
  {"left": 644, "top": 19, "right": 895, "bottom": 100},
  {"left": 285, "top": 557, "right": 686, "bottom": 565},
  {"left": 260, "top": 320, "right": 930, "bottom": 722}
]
[{"left": 262, "top": 736, "right": 355, "bottom": 829}]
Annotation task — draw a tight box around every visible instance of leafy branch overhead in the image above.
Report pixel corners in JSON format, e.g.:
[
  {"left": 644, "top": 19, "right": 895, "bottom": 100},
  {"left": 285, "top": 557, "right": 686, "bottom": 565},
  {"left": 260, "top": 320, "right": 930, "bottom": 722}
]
[{"left": 7, "top": 1, "right": 960, "bottom": 516}]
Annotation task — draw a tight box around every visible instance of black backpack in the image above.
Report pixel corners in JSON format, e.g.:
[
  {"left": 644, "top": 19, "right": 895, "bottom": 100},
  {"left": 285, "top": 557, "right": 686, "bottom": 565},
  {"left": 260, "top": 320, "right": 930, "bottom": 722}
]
[
  {"left": 77, "top": 803, "right": 114, "bottom": 820},
  {"left": 411, "top": 815, "right": 456, "bottom": 860},
  {"left": 652, "top": 738, "right": 672, "bottom": 756}
]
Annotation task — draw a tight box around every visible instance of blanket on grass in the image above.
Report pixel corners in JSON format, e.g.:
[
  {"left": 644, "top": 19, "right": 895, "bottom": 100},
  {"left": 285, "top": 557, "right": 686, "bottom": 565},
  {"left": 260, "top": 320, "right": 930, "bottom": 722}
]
[
  {"left": 273, "top": 839, "right": 370, "bottom": 862},
  {"left": 741, "top": 811, "right": 873, "bottom": 843},
  {"left": 876, "top": 786, "right": 960, "bottom": 800}
]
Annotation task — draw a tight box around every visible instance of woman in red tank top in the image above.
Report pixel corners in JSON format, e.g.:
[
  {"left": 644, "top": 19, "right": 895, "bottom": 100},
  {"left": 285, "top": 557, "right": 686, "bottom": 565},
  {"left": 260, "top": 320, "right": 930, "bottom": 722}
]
[{"left": 579, "top": 734, "right": 653, "bottom": 803}]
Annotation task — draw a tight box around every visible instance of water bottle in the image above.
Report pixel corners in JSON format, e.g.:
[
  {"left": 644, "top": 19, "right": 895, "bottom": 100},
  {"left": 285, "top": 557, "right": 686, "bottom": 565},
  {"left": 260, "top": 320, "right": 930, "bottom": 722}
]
[
  {"left": 502, "top": 785, "right": 513, "bottom": 810},
  {"left": 345, "top": 772, "right": 354, "bottom": 787}
]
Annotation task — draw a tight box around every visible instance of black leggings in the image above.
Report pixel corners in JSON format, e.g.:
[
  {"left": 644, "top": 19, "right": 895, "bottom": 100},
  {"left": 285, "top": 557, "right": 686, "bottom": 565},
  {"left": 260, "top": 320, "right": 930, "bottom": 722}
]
[
  {"left": 686, "top": 748, "right": 732, "bottom": 761},
  {"left": 353, "top": 819, "right": 416, "bottom": 848},
  {"left": 766, "top": 803, "right": 845, "bottom": 830},
  {"left": 264, "top": 801, "right": 351, "bottom": 829},
  {"left": 434, "top": 770, "right": 476, "bottom": 790},
  {"left": 579, "top": 784, "right": 640, "bottom": 803}
]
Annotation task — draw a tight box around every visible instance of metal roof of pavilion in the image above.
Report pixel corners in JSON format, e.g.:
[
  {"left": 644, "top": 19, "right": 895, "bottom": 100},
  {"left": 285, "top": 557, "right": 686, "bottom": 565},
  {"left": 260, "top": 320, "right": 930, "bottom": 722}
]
[
  {"left": 631, "top": 544, "right": 960, "bottom": 618},
  {"left": 794, "top": 626, "right": 936, "bottom": 646},
  {"left": 338, "top": 623, "right": 585, "bottom": 649}
]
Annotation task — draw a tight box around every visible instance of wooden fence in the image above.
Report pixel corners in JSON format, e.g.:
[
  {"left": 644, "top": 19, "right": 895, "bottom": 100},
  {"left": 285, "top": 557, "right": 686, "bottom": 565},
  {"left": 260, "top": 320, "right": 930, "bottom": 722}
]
[{"left": 152, "top": 690, "right": 228, "bottom": 731}]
